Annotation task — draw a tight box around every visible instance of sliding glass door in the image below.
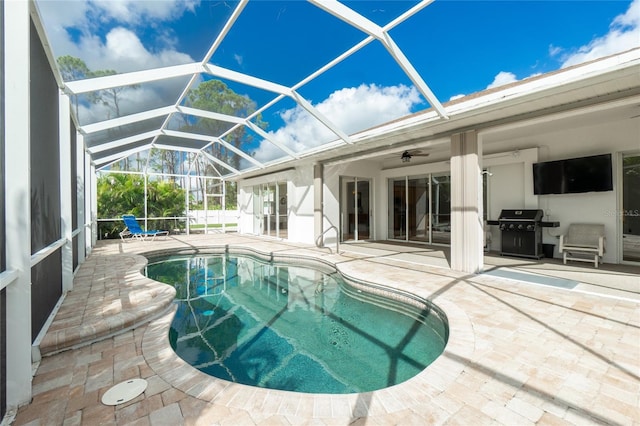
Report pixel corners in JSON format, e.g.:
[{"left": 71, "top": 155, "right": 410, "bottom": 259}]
[
  {"left": 388, "top": 174, "right": 451, "bottom": 245},
  {"left": 408, "top": 177, "right": 430, "bottom": 242},
  {"left": 253, "top": 182, "right": 288, "bottom": 238},
  {"left": 341, "top": 177, "right": 371, "bottom": 242},
  {"left": 430, "top": 175, "right": 451, "bottom": 244},
  {"left": 262, "top": 184, "right": 276, "bottom": 237},
  {"left": 389, "top": 178, "right": 406, "bottom": 240},
  {"left": 622, "top": 153, "right": 640, "bottom": 262}
]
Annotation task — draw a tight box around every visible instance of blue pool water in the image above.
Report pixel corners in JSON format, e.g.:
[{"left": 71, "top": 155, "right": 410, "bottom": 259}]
[{"left": 146, "top": 253, "right": 448, "bottom": 394}]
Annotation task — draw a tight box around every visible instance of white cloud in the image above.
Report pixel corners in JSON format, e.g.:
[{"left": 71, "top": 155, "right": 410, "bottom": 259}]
[
  {"left": 105, "top": 28, "right": 148, "bottom": 63},
  {"left": 35, "top": 0, "right": 89, "bottom": 27},
  {"left": 486, "top": 0, "right": 640, "bottom": 91},
  {"left": 560, "top": 0, "right": 640, "bottom": 68},
  {"left": 88, "top": 0, "right": 199, "bottom": 26},
  {"left": 486, "top": 71, "right": 518, "bottom": 90},
  {"left": 97, "top": 27, "right": 193, "bottom": 72},
  {"left": 319, "top": 84, "right": 421, "bottom": 131},
  {"left": 75, "top": 83, "right": 169, "bottom": 124},
  {"left": 253, "top": 84, "right": 422, "bottom": 163},
  {"left": 37, "top": 0, "right": 197, "bottom": 72},
  {"left": 36, "top": 0, "right": 197, "bottom": 124},
  {"left": 614, "top": 0, "right": 640, "bottom": 27},
  {"left": 70, "top": 26, "right": 194, "bottom": 125},
  {"left": 548, "top": 45, "right": 563, "bottom": 57}
]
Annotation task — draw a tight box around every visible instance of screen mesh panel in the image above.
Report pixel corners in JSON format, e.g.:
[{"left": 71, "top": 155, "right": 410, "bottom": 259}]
[
  {"left": 30, "top": 19, "right": 63, "bottom": 341},
  {"left": 0, "top": 3, "right": 7, "bottom": 419}
]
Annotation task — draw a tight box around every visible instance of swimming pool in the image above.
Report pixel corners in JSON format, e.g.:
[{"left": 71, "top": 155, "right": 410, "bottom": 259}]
[{"left": 146, "top": 252, "right": 448, "bottom": 394}]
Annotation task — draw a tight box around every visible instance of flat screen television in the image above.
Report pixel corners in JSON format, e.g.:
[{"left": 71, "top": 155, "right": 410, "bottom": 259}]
[{"left": 533, "top": 153, "right": 613, "bottom": 195}]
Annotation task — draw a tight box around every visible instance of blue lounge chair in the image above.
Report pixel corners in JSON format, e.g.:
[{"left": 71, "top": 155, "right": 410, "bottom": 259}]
[{"left": 120, "top": 215, "right": 169, "bottom": 241}]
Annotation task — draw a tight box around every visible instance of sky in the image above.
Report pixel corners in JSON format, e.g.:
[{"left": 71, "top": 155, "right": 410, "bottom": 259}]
[{"left": 36, "top": 0, "right": 640, "bottom": 167}]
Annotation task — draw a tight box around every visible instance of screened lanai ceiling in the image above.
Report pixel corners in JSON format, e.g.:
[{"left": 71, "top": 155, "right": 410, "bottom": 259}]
[{"left": 32, "top": 0, "right": 640, "bottom": 179}]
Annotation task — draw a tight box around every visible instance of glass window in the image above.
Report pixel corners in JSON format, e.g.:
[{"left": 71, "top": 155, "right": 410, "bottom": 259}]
[
  {"left": 623, "top": 154, "right": 640, "bottom": 262},
  {"left": 341, "top": 177, "right": 371, "bottom": 242},
  {"left": 253, "top": 182, "right": 287, "bottom": 239},
  {"left": 388, "top": 174, "right": 452, "bottom": 245},
  {"left": 408, "top": 177, "right": 430, "bottom": 242},
  {"left": 430, "top": 175, "right": 451, "bottom": 245},
  {"left": 388, "top": 178, "right": 406, "bottom": 240}
]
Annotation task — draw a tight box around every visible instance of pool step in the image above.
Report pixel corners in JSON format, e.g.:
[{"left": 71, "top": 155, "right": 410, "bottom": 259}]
[
  {"left": 37, "top": 253, "right": 177, "bottom": 357},
  {"left": 340, "top": 281, "right": 433, "bottom": 324}
]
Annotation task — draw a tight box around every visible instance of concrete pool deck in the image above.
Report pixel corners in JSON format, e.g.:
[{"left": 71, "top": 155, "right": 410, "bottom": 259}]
[{"left": 11, "top": 234, "right": 640, "bottom": 425}]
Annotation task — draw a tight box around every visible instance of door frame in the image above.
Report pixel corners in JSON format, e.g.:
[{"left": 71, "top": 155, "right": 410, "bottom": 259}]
[
  {"left": 253, "top": 182, "right": 288, "bottom": 238},
  {"left": 339, "top": 176, "right": 372, "bottom": 242},
  {"left": 619, "top": 151, "right": 640, "bottom": 264},
  {"left": 387, "top": 173, "right": 453, "bottom": 246}
]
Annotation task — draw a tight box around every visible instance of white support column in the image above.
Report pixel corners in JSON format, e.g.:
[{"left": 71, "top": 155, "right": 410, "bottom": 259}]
[
  {"left": 314, "top": 163, "right": 323, "bottom": 243},
  {"left": 90, "top": 163, "right": 97, "bottom": 246},
  {"left": 450, "top": 131, "right": 484, "bottom": 273},
  {"left": 4, "top": 0, "right": 33, "bottom": 407},
  {"left": 85, "top": 153, "right": 93, "bottom": 252},
  {"left": 76, "top": 133, "right": 86, "bottom": 263},
  {"left": 185, "top": 175, "right": 190, "bottom": 235},
  {"left": 222, "top": 179, "right": 226, "bottom": 233},
  {"left": 143, "top": 173, "right": 148, "bottom": 229},
  {"left": 59, "top": 92, "right": 73, "bottom": 291}
]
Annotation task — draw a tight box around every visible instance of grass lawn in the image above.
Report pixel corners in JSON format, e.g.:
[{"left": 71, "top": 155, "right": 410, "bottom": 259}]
[{"left": 189, "top": 223, "right": 237, "bottom": 229}]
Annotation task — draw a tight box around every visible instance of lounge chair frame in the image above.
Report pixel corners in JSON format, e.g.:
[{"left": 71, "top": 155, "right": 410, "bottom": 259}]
[
  {"left": 559, "top": 223, "right": 605, "bottom": 268},
  {"left": 119, "top": 215, "right": 169, "bottom": 242}
]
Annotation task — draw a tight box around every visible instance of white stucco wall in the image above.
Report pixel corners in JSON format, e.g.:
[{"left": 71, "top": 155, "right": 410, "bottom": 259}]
[
  {"left": 288, "top": 166, "right": 315, "bottom": 244},
  {"left": 238, "top": 185, "right": 255, "bottom": 235},
  {"left": 237, "top": 164, "right": 316, "bottom": 244},
  {"left": 323, "top": 160, "right": 382, "bottom": 244},
  {"left": 237, "top": 114, "right": 638, "bottom": 264},
  {"left": 482, "top": 116, "right": 639, "bottom": 262}
]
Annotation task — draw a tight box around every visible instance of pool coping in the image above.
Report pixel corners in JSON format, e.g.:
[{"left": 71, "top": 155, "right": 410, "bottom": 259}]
[
  {"left": 38, "top": 252, "right": 177, "bottom": 357},
  {"left": 15, "top": 235, "right": 640, "bottom": 425},
  {"left": 139, "top": 245, "right": 475, "bottom": 419}
]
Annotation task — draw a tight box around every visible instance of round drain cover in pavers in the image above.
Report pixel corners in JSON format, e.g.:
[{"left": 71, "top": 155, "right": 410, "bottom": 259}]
[{"left": 101, "top": 378, "right": 148, "bottom": 405}]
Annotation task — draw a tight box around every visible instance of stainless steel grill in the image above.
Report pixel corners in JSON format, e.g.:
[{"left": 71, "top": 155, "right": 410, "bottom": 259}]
[{"left": 497, "top": 209, "right": 544, "bottom": 258}]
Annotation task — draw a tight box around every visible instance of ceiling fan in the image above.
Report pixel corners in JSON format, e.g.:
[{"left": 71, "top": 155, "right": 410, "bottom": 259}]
[{"left": 400, "top": 149, "right": 429, "bottom": 163}]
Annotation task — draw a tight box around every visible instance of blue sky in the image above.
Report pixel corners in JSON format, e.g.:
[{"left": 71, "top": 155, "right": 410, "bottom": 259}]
[{"left": 37, "top": 0, "right": 640, "bottom": 164}]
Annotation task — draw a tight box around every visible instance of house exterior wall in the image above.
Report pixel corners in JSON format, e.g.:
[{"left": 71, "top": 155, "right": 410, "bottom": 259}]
[
  {"left": 239, "top": 113, "right": 638, "bottom": 266},
  {"left": 482, "top": 114, "right": 639, "bottom": 263},
  {"left": 1, "top": 5, "right": 637, "bottom": 423},
  {"left": 238, "top": 164, "right": 316, "bottom": 244},
  {"left": 238, "top": 184, "right": 254, "bottom": 235},
  {"left": 378, "top": 158, "right": 451, "bottom": 241},
  {"left": 323, "top": 160, "right": 381, "bottom": 243}
]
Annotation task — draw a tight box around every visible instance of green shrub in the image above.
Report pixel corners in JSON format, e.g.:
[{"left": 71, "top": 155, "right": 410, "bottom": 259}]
[{"left": 98, "top": 174, "right": 188, "bottom": 238}]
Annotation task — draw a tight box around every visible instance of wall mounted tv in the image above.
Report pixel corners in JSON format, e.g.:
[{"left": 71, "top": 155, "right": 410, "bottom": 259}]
[{"left": 533, "top": 153, "right": 613, "bottom": 195}]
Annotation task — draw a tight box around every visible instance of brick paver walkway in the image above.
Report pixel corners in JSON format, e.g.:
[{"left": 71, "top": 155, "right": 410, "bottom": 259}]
[{"left": 12, "top": 234, "right": 640, "bottom": 425}]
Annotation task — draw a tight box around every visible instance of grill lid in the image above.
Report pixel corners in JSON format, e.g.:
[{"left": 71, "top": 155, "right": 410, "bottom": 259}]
[{"left": 498, "top": 209, "right": 544, "bottom": 221}]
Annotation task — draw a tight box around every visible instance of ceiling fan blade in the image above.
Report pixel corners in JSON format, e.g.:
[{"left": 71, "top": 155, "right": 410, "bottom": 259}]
[{"left": 406, "top": 149, "right": 429, "bottom": 156}]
